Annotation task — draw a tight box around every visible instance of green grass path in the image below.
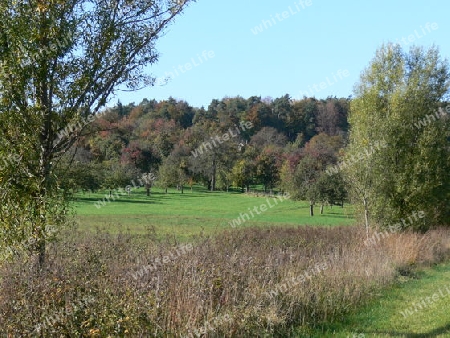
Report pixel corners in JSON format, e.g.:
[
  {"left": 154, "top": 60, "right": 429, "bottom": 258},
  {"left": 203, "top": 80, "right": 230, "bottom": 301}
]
[{"left": 307, "top": 262, "right": 450, "bottom": 337}]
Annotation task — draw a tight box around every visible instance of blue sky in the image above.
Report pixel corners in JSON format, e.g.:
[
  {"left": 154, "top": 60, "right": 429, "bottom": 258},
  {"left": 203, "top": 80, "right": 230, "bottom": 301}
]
[{"left": 113, "top": 0, "right": 450, "bottom": 108}]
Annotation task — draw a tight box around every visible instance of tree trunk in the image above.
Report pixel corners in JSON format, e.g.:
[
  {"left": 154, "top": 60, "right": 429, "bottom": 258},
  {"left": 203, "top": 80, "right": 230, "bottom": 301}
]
[
  {"left": 310, "top": 202, "right": 314, "bottom": 217},
  {"left": 181, "top": 185, "right": 184, "bottom": 194},
  {"left": 34, "top": 149, "right": 53, "bottom": 271},
  {"left": 320, "top": 204, "right": 324, "bottom": 214},
  {"left": 146, "top": 187, "right": 150, "bottom": 196},
  {"left": 363, "top": 197, "right": 369, "bottom": 239},
  {"left": 211, "top": 158, "right": 216, "bottom": 191}
]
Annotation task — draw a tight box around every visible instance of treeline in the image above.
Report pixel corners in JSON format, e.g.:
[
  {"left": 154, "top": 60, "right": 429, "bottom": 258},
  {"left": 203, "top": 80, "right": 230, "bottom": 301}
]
[{"left": 63, "top": 95, "right": 349, "bottom": 212}]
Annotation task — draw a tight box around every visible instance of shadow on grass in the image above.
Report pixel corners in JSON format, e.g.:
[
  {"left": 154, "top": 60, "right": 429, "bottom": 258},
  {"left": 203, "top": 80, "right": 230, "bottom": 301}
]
[
  {"left": 319, "top": 213, "right": 354, "bottom": 219},
  {"left": 155, "top": 193, "right": 213, "bottom": 198},
  {"left": 73, "top": 196, "right": 163, "bottom": 205},
  {"left": 75, "top": 191, "right": 242, "bottom": 205},
  {"left": 302, "top": 323, "right": 450, "bottom": 338},
  {"left": 362, "top": 323, "right": 450, "bottom": 337}
]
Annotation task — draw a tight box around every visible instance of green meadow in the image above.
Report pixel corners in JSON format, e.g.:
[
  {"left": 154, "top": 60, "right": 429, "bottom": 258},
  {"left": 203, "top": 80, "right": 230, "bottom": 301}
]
[
  {"left": 73, "top": 186, "right": 355, "bottom": 241},
  {"left": 71, "top": 188, "right": 450, "bottom": 337}
]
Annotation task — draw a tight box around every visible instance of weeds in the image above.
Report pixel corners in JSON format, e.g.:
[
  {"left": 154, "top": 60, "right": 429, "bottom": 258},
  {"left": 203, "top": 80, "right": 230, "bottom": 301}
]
[{"left": 1, "top": 226, "right": 449, "bottom": 336}]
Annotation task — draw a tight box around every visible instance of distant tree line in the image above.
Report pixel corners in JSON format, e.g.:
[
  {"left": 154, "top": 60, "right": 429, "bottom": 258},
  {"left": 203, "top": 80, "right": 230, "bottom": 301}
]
[
  {"left": 64, "top": 43, "right": 450, "bottom": 231},
  {"left": 62, "top": 95, "right": 350, "bottom": 214},
  {"left": 59, "top": 46, "right": 450, "bottom": 230}
]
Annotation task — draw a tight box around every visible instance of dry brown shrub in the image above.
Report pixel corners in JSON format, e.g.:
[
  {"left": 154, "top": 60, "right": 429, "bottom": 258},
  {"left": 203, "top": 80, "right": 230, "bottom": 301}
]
[{"left": 1, "top": 226, "right": 449, "bottom": 337}]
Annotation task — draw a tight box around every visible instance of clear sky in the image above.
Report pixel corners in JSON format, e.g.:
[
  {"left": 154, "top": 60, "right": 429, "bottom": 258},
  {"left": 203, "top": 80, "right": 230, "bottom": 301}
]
[{"left": 112, "top": 0, "right": 450, "bottom": 108}]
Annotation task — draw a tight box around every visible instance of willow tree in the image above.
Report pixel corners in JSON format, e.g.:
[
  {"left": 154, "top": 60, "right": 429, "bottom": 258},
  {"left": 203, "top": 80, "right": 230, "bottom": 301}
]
[
  {"left": 346, "top": 44, "right": 450, "bottom": 231},
  {"left": 0, "top": 0, "right": 193, "bottom": 267}
]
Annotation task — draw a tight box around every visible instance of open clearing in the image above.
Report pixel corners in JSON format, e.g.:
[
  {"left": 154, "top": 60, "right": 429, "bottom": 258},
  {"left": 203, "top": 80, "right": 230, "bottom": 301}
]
[{"left": 73, "top": 186, "right": 355, "bottom": 240}]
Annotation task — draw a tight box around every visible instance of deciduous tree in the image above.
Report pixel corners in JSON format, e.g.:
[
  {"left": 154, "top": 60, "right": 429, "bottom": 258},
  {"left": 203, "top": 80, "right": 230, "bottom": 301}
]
[
  {"left": 0, "top": 0, "right": 193, "bottom": 267},
  {"left": 347, "top": 44, "right": 450, "bottom": 231}
]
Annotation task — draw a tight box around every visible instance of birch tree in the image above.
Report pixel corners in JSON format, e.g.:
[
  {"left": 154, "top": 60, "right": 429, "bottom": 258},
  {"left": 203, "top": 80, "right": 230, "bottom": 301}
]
[{"left": 346, "top": 44, "right": 450, "bottom": 231}]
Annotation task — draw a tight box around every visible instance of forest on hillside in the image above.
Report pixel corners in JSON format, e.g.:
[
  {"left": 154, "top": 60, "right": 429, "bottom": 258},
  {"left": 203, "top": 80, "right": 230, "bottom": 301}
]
[{"left": 63, "top": 95, "right": 350, "bottom": 207}]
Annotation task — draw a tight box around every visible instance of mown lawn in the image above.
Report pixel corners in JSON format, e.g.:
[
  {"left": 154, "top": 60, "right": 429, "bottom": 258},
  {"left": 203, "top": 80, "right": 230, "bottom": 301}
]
[
  {"left": 72, "top": 186, "right": 355, "bottom": 240},
  {"left": 304, "top": 262, "right": 450, "bottom": 337}
]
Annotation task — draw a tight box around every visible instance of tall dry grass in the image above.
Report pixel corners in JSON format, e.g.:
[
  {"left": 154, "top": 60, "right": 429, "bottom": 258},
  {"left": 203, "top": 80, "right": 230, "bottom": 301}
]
[{"left": 1, "top": 226, "right": 449, "bottom": 337}]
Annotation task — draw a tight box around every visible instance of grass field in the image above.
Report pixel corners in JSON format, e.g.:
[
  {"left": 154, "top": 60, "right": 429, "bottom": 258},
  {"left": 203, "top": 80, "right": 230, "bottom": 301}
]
[
  {"left": 73, "top": 186, "right": 356, "bottom": 240},
  {"left": 2, "top": 187, "right": 450, "bottom": 336},
  {"left": 307, "top": 262, "right": 450, "bottom": 337}
]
